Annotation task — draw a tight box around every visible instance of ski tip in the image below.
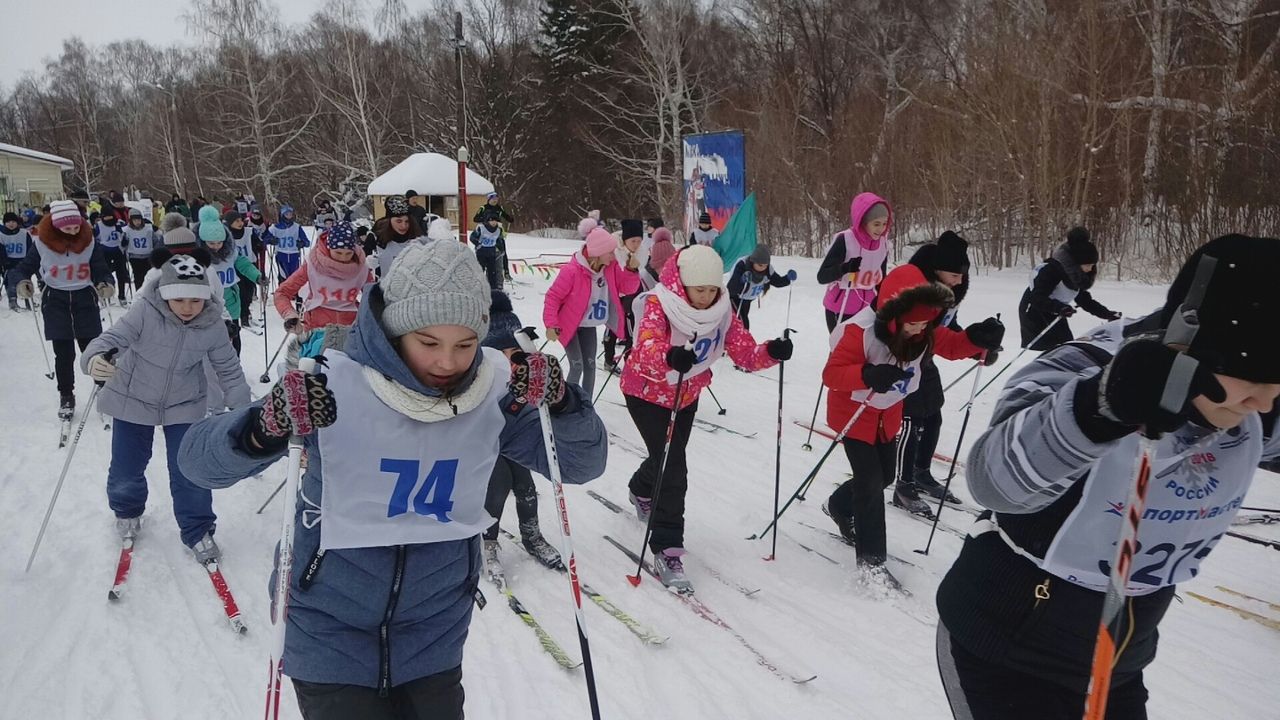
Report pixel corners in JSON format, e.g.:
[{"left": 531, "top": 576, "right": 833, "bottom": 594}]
[
  {"left": 743, "top": 588, "right": 762, "bottom": 597},
  {"left": 626, "top": 574, "right": 641, "bottom": 587},
  {"left": 793, "top": 674, "right": 819, "bottom": 684},
  {"left": 762, "top": 555, "right": 775, "bottom": 562}
]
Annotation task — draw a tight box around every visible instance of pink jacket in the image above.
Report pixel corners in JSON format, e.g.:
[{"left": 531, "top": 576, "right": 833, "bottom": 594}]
[
  {"left": 620, "top": 250, "right": 776, "bottom": 410},
  {"left": 822, "top": 192, "right": 894, "bottom": 316},
  {"left": 542, "top": 251, "right": 641, "bottom": 343}
]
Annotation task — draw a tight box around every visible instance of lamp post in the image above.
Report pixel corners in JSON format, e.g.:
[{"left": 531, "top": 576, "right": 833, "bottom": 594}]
[
  {"left": 141, "top": 81, "right": 185, "bottom": 197},
  {"left": 457, "top": 145, "right": 469, "bottom": 245}
]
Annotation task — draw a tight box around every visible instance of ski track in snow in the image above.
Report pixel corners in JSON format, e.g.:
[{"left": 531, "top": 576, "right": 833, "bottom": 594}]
[{"left": 1, "top": 237, "right": 1278, "bottom": 719}]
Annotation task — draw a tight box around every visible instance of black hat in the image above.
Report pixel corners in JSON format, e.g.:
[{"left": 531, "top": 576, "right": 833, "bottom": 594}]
[
  {"left": 3, "top": 212, "right": 19, "bottom": 224},
  {"left": 222, "top": 211, "right": 243, "bottom": 225},
  {"left": 405, "top": 189, "right": 419, "bottom": 199},
  {"left": 698, "top": 212, "right": 712, "bottom": 225},
  {"left": 934, "top": 231, "right": 970, "bottom": 274},
  {"left": 1065, "top": 226, "right": 1099, "bottom": 265},
  {"left": 69, "top": 188, "right": 89, "bottom": 201},
  {"left": 646, "top": 217, "right": 664, "bottom": 229},
  {"left": 482, "top": 289, "right": 522, "bottom": 351},
  {"left": 748, "top": 243, "right": 771, "bottom": 266},
  {"left": 1159, "top": 234, "right": 1280, "bottom": 383},
  {"left": 621, "top": 218, "right": 644, "bottom": 241}
]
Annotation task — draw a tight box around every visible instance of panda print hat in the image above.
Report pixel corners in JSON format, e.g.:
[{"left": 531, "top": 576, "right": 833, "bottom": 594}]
[{"left": 158, "top": 255, "right": 213, "bottom": 301}]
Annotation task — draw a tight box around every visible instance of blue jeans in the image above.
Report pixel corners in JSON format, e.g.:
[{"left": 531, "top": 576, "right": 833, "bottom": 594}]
[{"left": 107, "top": 419, "right": 215, "bottom": 547}]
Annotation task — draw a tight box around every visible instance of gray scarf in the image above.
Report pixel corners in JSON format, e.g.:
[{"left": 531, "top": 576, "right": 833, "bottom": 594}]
[{"left": 1051, "top": 244, "right": 1091, "bottom": 290}]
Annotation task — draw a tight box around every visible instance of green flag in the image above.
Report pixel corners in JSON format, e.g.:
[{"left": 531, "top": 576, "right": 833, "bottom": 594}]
[{"left": 713, "top": 192, "right": 757, "bottom": 272}]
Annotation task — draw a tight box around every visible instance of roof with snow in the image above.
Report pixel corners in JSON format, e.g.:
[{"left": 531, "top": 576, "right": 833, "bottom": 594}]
[
  {"left": 367, "top": 152, "right": 496, "bottom": 197},
  {"left": 0, "top": 142, "right": 74, "bottom": 169}
]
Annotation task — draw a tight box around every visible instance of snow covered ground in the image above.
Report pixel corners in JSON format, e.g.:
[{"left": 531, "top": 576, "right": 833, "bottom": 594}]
[{"left": 1, "top": 234, "right": 1278, "bottom": 719}]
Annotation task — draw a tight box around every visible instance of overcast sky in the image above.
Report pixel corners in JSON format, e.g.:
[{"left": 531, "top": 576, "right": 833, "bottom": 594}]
[{"left": 0, "top": 0, "right": 435, "bottom": 88}]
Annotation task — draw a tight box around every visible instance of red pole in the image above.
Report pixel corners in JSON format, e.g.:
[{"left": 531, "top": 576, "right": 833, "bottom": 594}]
[{"left": 458, "top": 146, "right": 469, "bottom": 245}]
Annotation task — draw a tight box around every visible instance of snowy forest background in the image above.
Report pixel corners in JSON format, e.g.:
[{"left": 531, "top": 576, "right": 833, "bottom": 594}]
[{"left": 2, "top": 0, "right": 1278, "bottom": 279}]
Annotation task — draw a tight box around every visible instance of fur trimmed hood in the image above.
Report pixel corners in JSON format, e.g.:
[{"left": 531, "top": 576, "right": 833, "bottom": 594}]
[{"left": 35, "top": 212, "right": 93, "bottom": 254}]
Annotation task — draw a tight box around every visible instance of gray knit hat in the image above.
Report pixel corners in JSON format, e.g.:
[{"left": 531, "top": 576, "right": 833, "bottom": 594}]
[
  {"left": 158, "top": 255, "right": 213, "bottom": 301},
  {"left": 381, "top": 239, "right": 490, "bottom": 338},
  {"left": 748, "top": 243, "right": 771, "bottom": 266}
]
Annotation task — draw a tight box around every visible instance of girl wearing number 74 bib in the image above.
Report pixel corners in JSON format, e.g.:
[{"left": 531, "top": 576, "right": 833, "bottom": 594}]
[
  {"left": 542, "top": 226, "right": 641, "bottom": 397},
  {"left": 178, "top": 238, "right": 607, "bottom": 720}
]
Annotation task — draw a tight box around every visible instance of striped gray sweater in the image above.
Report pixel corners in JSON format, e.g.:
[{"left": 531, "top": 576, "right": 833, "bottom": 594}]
[{"left": 965, "top": 318, "right": 1280, "bottom": 592}]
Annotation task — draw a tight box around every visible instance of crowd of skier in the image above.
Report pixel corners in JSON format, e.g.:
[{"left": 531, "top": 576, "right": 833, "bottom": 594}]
[{"left": 5, "top": 184, "right": 1279, "bottom": 720}]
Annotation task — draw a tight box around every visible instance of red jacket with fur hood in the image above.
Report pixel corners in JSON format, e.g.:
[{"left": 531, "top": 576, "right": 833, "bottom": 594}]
[{"left": 825, "top": 265, "right": 983, "bottom": 443}]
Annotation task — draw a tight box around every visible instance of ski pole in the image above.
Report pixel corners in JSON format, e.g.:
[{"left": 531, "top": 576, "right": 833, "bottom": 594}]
[
  {"left": 1083, "top": 257, "right": 1211, "bottom": 720},
  {"left": 706, "top": 386, "right": 727, "bottom": 416},
  {"left": 514, "top": 329, "right": 603, "bottom": 720},
  {"left": 801, "top": 301, "right": 851, "bottom": 450},
  {"left": 29, "top": 304, "right": 54, "bottom": 380},
  {"left": 959, "top": 313, "right": 1066, "bottom": 412},
  {"left": 749, "top": 393, "right": 876, "bottom": 540},
  {"left": 265, "top": 357, "right": 316, "bottom": 720},
  {"left": 256, "top": 478, "right": 286, "bottom": 514},
  {"left": 26, "top": 382, "right": 106, "bottom": 572},
  {"left": 627, "top": 369, "right": 689, "bottom": 586},
  {"left": 260, "top": 272, "right": 270, "bottom": 376},
  {"left": 764, "top": 326, "right": 794, "bottom": 561},
  {"left": 261, "top": 333, "right": 290, "bottom": 384},
  {"left": 941, "top": 361, "right": 979, "bottom": 394},
  {"left": 917, "top": 359, "right": 984, "bottom": 556}
]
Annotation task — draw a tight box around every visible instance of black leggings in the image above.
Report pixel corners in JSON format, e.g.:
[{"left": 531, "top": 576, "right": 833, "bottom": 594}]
[
  {"left": 128, "top": 258, "right": 151, "bottom": 291},
  {"left": 103, "top": 248, "right": 131, "bottom": 301},
  {"left": 827, "top": 438, "right": 896, "bottom": 565},
  {"left": 237, "top": 276, "right": 256, "bottom": 323},
  {"left": 896, "top": 412, "right": 942, "bottom": 486},
  {"left": 936, "top": 622, "right": 1148, "bottom": 720},
  {"left": 52, "top": 337, "right": 92, "bottom": 395},
  {"left": 483, "top": 457, "right": 539, "bottom": 541},
  {"left": 292, "top": 666, "right": 464, "bottom": 720},
  {"left": 625, "top": 394, "right": 697, "bottom": 552},
  {"left": 825, "top": 309, "right": 845, "bottom": 333}
]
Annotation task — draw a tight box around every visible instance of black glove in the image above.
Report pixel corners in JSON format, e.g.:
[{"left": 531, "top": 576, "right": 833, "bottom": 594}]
[
  {"left": 666, "top": 346, "right": 698, "bottom": 374},
  {"left": 840, "top": 257, "right": 862, "bottom": 275},
  {"left": 862, "top": 363, "right": 911, "bottom": 393},
  {"left": 254, "top": 370, "right": 337, "bottom": 444},
  {"left": 1057, "top": 305, "right": 1076, "bottom": 318},
  {"left": 965, "top": 317, "right": 1005, "bottom": 351},
  {"left": 1106, "top": 310, "right": 1123, "bottom": 321},
  {"left": 1083, "top": 338, "right": 1225, "bottom": 438},
  {"left": 284, "top": 317, "right": 302, "bottom": 333},
  {"left": 766, "top": 337, "right": 793, "bottom": 361},
  {"left": 982, "top": 349, "right": 1000, "bottom": 367},
  {"left": 507, "top": 351, "right": 568, "bottom": 413}
]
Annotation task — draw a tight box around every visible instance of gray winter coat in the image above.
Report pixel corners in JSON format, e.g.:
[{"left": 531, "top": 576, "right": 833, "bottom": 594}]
[
  {"left": 176, "top": 287, "right": 607, "bottom": 690},
  {"left": 81, "top": 285, "right": 250, "bottom": 426}
]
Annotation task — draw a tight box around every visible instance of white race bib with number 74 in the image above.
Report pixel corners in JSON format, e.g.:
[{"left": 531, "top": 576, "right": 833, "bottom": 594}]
[{"left": 316, "top": 349, "right": 508, "bottom": 550}]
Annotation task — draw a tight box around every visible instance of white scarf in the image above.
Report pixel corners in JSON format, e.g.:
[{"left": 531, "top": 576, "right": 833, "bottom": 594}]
[
  {"left": 362, "top": 353, "right": 495, "bottom": 423},
  {"left": 655, "top": 283, "right": 731, "bottom": 339}
]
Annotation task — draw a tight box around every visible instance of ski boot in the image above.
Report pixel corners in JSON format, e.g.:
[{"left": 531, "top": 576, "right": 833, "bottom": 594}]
[
  {"left": 822, "top": 500, "right": 857, "bottom": 546},
  {"left": 483, "top": 538, "right": 504, "bottom": 586},
  {"left": 115, "top": 516, "right": 141, "bottom": 540},
  {"left": 58, "top": 394, "right": 75, "bottom": 421},
  {"left": 653, "top": 548, "right": 694, "bottom": 594},
  {"left": 8, "top": 298, "right": 20, "bottom": 312},
  {"left": 891, "top": 483, "right": 935, "bottom": 519},
  {"left": 629, "top": 492, "right": 652, "bottom": 524},
  {"left": 519, "top": 520, "right": 564, "bottom": 570},
  {"left": 915, "top": 472, "right": 960, "bottom": 504},
  {"left": 192, "top": 533, "right": 222, "bottom": 564},
  {"left": 117, "top": 297, "right": 129, "bottom": 307}
]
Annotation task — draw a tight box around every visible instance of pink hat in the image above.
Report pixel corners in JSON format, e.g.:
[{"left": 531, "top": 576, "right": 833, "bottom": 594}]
[
  {"left": 50, "top": 200, "right": 82, "bottom": 231},
  {"left": 577, "top": 217, "right": 597, "bottom": 240},
  {"left": 584, "top": 228, "right": 617, "bottom": 259}
]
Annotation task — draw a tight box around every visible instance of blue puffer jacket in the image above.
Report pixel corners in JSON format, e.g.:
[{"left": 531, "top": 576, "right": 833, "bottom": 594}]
[{"left": 178, "top": 290, "right": 607, "bottom": 690}]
